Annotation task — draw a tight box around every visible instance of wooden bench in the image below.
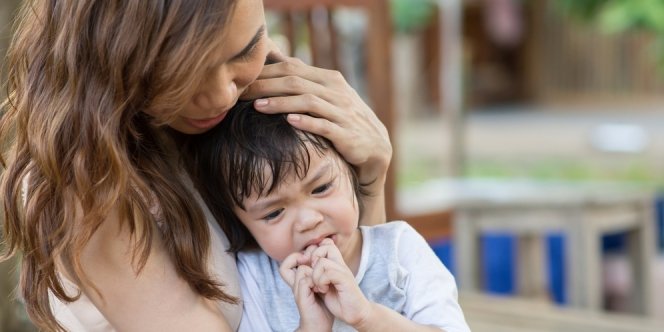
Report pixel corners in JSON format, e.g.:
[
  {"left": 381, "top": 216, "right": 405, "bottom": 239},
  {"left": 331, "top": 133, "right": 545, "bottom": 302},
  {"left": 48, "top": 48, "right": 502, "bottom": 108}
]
[
  {"left": 460, "top": 292, "right": 663, "bottom": 332},
  {"left": 452, "top": 180, "right": 656, "bottom": 314}
]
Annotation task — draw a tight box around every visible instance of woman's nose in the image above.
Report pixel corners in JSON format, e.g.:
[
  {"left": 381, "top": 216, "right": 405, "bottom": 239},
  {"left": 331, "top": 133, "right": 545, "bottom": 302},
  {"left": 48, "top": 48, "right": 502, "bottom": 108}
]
[{"left": 193, "top": 75, "right": 238, "bottom": 112}]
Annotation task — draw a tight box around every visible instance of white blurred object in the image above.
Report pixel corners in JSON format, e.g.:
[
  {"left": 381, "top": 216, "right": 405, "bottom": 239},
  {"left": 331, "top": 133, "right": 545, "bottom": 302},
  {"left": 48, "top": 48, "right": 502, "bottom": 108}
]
[{"left": 590, "top": 124, "right": 649, "bottom": 153}]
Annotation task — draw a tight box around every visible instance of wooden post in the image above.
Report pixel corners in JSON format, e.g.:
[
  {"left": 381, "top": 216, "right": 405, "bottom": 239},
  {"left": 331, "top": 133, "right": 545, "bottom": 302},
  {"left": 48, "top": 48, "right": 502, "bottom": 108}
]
[
  {"left": 439, "top": 0, "right": 465, "bottom": 178},
  {"left": 364, "top": 0, "right": 396, "bottom": 219}
]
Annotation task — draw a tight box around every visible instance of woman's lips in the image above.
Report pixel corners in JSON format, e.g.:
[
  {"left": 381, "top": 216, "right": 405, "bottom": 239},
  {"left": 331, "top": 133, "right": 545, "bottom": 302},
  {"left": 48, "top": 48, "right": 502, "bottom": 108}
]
[{"left": 184, "top": 111, "right": 228, "bottom": 130}]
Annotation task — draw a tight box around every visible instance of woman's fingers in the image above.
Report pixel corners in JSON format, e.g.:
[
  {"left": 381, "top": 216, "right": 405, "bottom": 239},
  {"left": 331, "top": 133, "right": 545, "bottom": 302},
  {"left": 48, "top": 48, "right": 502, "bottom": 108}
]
[
  {"left": 258, "top": 57, "right": 340, "bottom": 86},
  {"left": 249, "top": 78, "right": 390, "bottom": 170},
  {"left": 254, "top": 93, "right": 343, "bottom": 123},
  {"left": 289, "top": 112, "right": 384, "bottom": 169},
  {"left": 243, "top": 58, "right": 345, "bottom": 100},
  {"left": 265, "top": 37, "right": 287, "bottom": 64},
  {"left": 244, "top": 75, "right": 332, "bottom": 102}
]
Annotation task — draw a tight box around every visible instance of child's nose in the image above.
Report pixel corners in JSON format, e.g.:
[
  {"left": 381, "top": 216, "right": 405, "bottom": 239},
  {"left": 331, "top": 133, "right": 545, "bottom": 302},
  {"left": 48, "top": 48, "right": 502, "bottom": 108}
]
[{"left": 295, "top": 207, "right": 324, "bottom": 232}]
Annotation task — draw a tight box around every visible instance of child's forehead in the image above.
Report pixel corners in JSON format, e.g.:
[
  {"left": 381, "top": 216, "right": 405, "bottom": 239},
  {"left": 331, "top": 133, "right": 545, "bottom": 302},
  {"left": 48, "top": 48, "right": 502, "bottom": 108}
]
[
  {"left": 273, "top": 149, "right": 343, "bottom": 180},
  {"left": 254, "top": 149, "right": 345, "bottom": 193}
]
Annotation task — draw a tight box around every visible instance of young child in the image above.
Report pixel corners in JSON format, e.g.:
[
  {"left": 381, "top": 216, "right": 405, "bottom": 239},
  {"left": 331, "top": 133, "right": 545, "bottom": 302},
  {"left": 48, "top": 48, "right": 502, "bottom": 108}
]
[{"left": 183, "top": 102, "right": 470, "bottom": 332}]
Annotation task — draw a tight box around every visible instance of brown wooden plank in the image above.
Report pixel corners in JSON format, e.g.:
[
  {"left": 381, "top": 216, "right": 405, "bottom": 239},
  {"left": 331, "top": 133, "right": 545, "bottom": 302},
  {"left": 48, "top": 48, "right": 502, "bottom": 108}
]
[{"left": 400, "top": 210, "right": 453, "bottom": 241}]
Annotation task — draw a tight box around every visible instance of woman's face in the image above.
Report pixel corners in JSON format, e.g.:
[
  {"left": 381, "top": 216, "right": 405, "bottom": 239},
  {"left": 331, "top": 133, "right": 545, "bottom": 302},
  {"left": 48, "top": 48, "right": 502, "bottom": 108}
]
[{"left": 170, "top": 0, "right": 269, "bottom": 134}]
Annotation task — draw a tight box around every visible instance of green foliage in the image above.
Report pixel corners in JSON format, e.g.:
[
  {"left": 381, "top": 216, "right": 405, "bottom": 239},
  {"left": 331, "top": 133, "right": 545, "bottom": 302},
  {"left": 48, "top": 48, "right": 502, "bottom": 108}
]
[
  {"left": 390, "top": 0, "right": 437, "bottom": 34},
  {"left": 558, "top": 0, "right": 664, "bottom": 72},
  {"left": 558, "top": 0, "right": 608, "bottom": 21},
  {"left": 560, "top": 0, "right": 664, "bottom": 33}
]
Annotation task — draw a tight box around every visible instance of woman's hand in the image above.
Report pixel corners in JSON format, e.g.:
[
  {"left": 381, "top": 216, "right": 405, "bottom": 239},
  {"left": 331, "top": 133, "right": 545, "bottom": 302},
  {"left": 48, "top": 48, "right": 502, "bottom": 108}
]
[
  {"left": 242, "top": 54, "right": 392, "bottom": 224},
  {"left": 243, "top": 56, "right": 391, "bottom": 179}
]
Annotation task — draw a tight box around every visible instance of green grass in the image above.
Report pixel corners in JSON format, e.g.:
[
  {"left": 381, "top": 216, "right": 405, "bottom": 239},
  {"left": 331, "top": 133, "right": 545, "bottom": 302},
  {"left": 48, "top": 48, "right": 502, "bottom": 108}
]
[{"left": 398, "top": 157, "right": 664, "bottom": 190}]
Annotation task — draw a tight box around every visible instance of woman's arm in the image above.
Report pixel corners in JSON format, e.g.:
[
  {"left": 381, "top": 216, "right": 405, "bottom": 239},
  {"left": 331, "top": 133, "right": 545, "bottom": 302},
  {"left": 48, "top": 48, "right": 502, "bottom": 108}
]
[
  {"left": 74, "top": 207, "right": 232, "bottom": 332},
  {"left": 243, "top": 56, "right": 392, "bottom": 226}
]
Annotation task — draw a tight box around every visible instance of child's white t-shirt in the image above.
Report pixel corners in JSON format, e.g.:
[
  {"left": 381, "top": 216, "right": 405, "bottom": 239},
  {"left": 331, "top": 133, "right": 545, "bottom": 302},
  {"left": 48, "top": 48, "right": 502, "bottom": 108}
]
[{"left": 237, "top": 221, "right": 470, "bottom": 331}]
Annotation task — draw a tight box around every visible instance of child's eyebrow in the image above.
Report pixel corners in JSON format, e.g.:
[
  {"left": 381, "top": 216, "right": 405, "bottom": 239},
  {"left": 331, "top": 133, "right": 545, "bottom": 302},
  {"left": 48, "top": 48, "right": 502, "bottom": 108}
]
[
  {"left": 303, "top": 162, "right": 332, "bottom": 188},
  {"left": 245, "top": 162, "right": 333, "bottom": 214},
  {"left": 245, "top": 196, "right": 283, "bottom": 214}
]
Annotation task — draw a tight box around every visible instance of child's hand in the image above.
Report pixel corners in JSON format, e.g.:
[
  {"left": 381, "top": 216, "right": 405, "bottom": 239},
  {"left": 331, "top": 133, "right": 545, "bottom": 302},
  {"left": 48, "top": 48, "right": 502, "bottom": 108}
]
[
  {"left": 280, "top": 249, "right": 333, "bottom": 332},
  {"left": 293, "top": 264, "right": 334, "bottom": 332},
  {"left": 279, "top": 248, "right": 313, "bottom": 287},
  {"left": 309, "top": 239, "right": 372, "bottom": 327}
]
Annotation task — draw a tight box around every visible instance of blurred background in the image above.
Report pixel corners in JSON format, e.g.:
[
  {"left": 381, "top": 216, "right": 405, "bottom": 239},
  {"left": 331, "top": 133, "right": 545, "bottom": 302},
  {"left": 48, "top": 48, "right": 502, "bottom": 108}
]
[{"left": 2, "top": 0, "right": 664, "bottom": 330}]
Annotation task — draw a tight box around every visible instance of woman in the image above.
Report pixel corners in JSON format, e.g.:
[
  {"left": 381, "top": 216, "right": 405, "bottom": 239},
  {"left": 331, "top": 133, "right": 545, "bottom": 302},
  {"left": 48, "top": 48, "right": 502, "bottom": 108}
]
[{"left": 0, "top": 0, "right": 391, "bottom": 331}]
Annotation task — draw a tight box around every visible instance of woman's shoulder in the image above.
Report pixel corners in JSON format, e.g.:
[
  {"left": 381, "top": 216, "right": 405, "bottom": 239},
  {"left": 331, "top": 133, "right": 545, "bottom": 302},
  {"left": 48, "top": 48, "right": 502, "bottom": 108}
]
[
  {"left": 48, "top": 172, "right": 242, "bottom": 331},
  {"left": 70, "top": 205, "right": 236, "bottom": 331},
  {"left": 49, "top": 278, "right": 114, "bottom": 332}
]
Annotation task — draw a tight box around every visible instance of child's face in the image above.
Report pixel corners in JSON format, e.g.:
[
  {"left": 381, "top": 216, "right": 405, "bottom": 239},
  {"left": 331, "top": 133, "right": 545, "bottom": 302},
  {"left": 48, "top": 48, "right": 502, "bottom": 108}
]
[{"left": 234, "top": 148, "right": 360, "bottom": 263}]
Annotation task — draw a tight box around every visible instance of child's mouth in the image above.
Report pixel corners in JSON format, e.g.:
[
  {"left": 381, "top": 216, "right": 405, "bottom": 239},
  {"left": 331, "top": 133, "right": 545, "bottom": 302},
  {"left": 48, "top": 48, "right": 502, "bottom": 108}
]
[{"left": 303, "top": 234, "right": 335, "bottom": 250}]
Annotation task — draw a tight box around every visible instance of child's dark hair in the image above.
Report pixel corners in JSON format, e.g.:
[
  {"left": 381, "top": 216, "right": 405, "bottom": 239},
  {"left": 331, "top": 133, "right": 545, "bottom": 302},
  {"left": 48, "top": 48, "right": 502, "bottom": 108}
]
[{"left": 182, "top": 101, "right": 367, "bottom": 252}]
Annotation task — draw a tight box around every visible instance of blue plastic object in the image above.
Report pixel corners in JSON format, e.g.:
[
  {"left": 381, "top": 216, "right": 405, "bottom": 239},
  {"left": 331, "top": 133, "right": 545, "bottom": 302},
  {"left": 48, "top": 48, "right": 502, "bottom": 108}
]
[
  {"left": 429, "top": 194, "right": 664, "bottom": 304},
  {"left": 430, "top": 234, "right": 564, "bottom": 304},
  {"left": 657, "top": 192, "right": 664, "bottom": 252}
]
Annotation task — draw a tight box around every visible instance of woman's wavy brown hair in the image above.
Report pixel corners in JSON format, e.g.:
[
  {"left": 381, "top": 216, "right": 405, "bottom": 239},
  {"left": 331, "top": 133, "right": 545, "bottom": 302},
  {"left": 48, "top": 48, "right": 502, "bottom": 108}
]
[{"left": 0, "top": 1, "right": 239, "bottom": 330}]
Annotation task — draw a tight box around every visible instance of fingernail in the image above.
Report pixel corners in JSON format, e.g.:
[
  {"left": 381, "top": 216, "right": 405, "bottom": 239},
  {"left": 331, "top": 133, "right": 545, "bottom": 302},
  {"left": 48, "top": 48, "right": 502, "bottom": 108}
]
[
  {"left": 255, "top": 99, "right": 268, "bottom": 107},
  {"left": 287, "top": 114, "right": 301, "bottom": 122}
]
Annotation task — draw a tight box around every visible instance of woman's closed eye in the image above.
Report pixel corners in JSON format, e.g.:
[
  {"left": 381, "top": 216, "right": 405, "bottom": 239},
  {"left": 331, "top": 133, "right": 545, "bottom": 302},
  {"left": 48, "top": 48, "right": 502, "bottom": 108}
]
[
  {"left": 239, "top": 48, "right": 256, "bottom": 62},
  {"left": 234, "top": 26, "right": 265, "bottom": 62},
  {"left": 262, "top": 208, "right": 284, "bottom": 222},
  {"left": 236, "top": 41, "right": 261, "bottom": 62}
]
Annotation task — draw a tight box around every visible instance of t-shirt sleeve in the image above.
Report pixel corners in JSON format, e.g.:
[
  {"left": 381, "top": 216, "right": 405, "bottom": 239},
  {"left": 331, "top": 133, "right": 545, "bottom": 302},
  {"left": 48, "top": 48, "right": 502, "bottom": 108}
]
[
  {"left": 237, "top": 252, "right": 272, "bottom": 332},
  {"left": 397, "top": 223, "right": 471, "bottom": 332}
]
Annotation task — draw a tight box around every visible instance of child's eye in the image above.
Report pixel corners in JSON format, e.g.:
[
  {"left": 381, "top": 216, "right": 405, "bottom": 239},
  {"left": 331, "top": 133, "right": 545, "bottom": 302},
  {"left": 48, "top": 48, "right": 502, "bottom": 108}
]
[
  {"left": 312, "top": 182, "right": 332, "bottom": 195},
  {"left": 262, "top": 208, "right": 284, "bottom": 222}
]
